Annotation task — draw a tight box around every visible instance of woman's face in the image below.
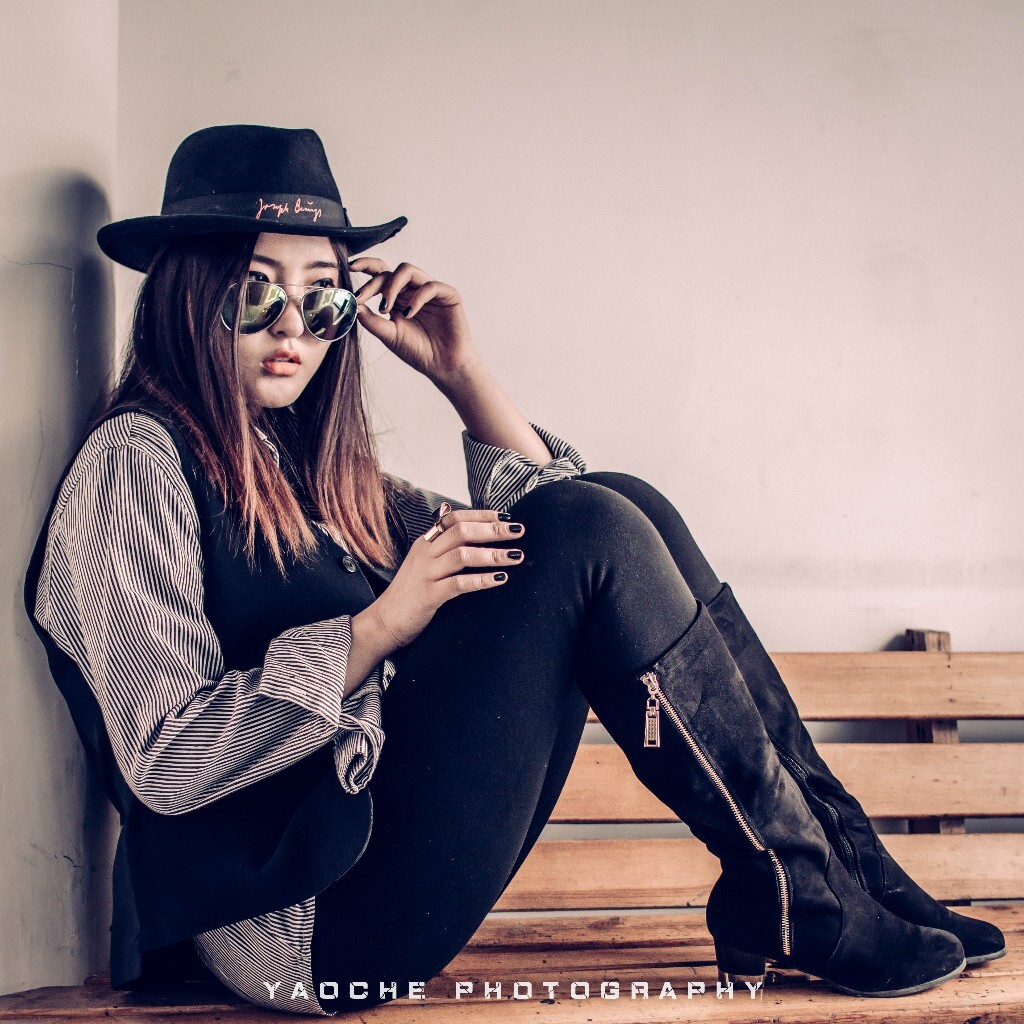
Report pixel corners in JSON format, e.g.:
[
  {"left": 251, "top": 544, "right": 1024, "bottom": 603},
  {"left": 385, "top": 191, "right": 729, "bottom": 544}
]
[{"left": 235, "top": 232, "right": 342, "bottom": 409}]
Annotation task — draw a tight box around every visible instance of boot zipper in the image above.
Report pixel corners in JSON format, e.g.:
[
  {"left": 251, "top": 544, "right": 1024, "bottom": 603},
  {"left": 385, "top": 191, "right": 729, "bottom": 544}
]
[
  {"left": 641, "top": 670, "right": 793, "bottom": 958},
  {"left": 778, "top": 751, "right": 865, "bottom": 889},
  {"left": 767, "top": 850, "right": 792, "bottom": 957}
]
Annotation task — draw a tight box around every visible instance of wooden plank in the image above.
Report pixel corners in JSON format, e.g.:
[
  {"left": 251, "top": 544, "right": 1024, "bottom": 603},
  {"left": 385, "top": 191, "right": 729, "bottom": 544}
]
[
  {"left": 466, "top": 903, "right": 1024, "bottom": 950},
  {"left": 496, "top": 833, "right": 1024, "bottom": 910},
  {"left": 441, "top": 941, "right": 1024, "bottom": 993},
  {"left": 3, "top": 961, "right": 1024, "bottom": 1022},
  {"left": 455, "top": 908, "right": 1024, "bottom": 977},
  {"left": 466, "top": 905, "right": 1024, "bottom": 950},
  {"left": 3, "top": 908, "right": 1021, "bottom": 1021},
  {"left": 551, "top": 743, "right": 1024, "bottom": 822},
  {"left": 335, "top": 969, "right": 1024, "bottom": 1024},
  {"left": 584, "top": 652, "right": 1024, "bottom": 722}
]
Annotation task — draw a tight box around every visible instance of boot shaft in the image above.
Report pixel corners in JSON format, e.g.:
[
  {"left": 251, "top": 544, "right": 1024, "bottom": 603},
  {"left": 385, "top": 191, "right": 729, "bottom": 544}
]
[
  {"left": 706, "top": 581, "right": 1005, "bottom": 966},
  {"left": 580, "top": 606, "right": 965, "bottom": 993},
  {"left": 581, "top": 604, "right": 837, "bottom": 961}
]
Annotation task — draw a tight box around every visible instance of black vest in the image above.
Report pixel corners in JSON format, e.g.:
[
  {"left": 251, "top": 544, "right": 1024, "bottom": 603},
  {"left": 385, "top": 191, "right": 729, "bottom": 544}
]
[{"left": 23, "top": 401, "right": 402, "bottom": 987}]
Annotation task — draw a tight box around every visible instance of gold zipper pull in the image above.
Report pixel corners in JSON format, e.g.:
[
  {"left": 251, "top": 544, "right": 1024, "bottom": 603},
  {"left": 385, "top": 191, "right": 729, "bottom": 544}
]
[{"left": 641, "top": 671, "right": 662, "bottom": 748}]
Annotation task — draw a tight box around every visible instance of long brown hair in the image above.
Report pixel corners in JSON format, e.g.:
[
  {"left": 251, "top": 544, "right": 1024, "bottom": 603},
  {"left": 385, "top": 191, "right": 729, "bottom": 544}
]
[{"left": 93, "top": 231, "right": 412, "bottom": 576}]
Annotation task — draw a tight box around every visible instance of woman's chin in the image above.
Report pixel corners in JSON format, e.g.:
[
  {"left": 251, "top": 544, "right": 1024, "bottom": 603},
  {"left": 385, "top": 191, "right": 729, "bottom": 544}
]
[{"left": 250, "top": 374, "right": 306, "bottom": 409}]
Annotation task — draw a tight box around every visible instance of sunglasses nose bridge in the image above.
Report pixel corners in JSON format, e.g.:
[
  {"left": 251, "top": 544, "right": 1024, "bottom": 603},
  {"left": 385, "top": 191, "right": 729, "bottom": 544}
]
[{"left": 269, "top": 288, "right": 308, "bottom": 337}]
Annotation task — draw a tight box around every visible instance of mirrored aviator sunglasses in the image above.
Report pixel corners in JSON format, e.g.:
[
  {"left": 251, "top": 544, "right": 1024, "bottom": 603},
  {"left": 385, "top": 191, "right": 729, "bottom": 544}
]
[{"left": 221, "top": 280, "right": 359, "bottom": 342}]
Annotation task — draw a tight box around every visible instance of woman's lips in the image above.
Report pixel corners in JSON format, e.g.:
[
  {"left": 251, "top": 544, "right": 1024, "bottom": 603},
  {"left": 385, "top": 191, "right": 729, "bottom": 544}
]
[{"left": 262, "top": 359, "right": 300, "bottom": 377}]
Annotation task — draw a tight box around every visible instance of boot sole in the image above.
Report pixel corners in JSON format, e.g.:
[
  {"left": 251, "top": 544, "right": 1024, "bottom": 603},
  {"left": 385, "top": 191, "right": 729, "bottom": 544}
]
[
  {"left": 966, "top": 947, "right": 1007, "bottom": 966},
  {"left": 719, "top": 945, "right": 968, "bottom": 999},
  {"left": 824, "top": 955, "right": 967, "bottom": 998}
]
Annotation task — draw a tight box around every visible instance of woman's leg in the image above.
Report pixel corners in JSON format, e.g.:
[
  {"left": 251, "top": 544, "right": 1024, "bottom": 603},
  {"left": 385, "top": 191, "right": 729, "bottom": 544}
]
[
  {"left": 311, "top": 479, "right": 698, "bottom": 1014},
  {"left": 311, "top": 477, "right": 963, "bottom": 1015},
  {"left": 576, "top": 471, "right": 1003, "bottom": 965},
  {"left": 575, "top": 471, "right": 723, "bottom": 605}
]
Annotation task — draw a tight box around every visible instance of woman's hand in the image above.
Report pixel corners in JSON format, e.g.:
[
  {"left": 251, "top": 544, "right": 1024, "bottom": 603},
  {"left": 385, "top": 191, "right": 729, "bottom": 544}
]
[
  {"left": 348, "top": 258, "right": 554, "bottom": 465},
  {"left": 371, "top": 509, "right": 526, "bottom": 649},
  {"left": 350, "top": 257, "right": 478, "bottom": 386}
]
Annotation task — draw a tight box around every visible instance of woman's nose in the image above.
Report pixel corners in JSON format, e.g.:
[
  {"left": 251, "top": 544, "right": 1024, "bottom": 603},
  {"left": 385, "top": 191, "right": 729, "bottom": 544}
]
[{"left": 271, "top": 288, "right": 307, "bottom": 339}]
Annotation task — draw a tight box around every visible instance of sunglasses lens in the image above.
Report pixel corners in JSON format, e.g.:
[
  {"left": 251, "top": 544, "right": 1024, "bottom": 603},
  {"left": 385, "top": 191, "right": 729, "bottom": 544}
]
[
  {"left": 302, "top": 288, "right": 358, "bottom": 341},
  {"left": 222, "top": 281, "right": 287, "bottom": 334},
  {"left": 240, "top": 280, "right": 288, "bottom": 333}
]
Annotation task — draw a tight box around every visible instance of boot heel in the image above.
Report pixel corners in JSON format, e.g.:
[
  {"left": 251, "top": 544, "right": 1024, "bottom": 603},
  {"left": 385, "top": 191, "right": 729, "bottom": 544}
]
[{"left": 715, "top": 942, "right": 766, "bottom": 987}]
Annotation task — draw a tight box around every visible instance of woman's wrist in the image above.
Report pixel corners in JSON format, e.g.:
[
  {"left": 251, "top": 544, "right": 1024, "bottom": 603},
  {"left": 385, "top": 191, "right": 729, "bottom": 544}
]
[
  {"left": 432, "top": 352, "right": 490, "bottom": 405},
  {"left": 346, "top": 604, "right": 403, "bottom": 698},
  {"left": 433, "top": 356, "right": 555, "bottom": 464},
  {"left": 370, "top": 602, "right": 407, "bottom": 651}
]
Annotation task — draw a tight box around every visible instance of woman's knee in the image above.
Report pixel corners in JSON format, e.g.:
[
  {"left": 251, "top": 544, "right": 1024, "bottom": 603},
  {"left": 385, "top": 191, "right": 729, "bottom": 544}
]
[
  {"left": 521, "top": 473, "right": 720, "bottom": 604},
  {"left": 577, "top": 470, "right": 687, "bottom": 529},
  {"left": 509, "top": 477, "right": 654, "bottom": 539},
  {"left": 509, "top": 472, "right": 688, "bottom": 545},
  {"left": 576, "top": 472, "right": 721, "bottom": 604},
  {"left": 506, "top": 477, "right": 674, "bottom": 569},
  {"left": 578, "top": 470, "right": 661, "bottom": 501}
]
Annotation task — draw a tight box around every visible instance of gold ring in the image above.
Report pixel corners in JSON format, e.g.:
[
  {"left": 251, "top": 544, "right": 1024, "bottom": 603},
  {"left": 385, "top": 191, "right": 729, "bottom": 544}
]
[{"left": 423, "top": 501, "right": 453, "bottom": 543}]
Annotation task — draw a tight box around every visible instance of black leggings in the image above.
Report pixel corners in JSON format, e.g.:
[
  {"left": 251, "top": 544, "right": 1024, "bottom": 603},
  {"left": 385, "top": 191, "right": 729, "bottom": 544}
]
[{"left": 311, "top": 471, "right": 725, "bottom": 1014}]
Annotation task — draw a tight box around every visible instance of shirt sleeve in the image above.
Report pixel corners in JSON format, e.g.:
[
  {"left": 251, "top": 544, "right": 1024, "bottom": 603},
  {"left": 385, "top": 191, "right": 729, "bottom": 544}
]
[
  {"left": 383, "top": 423, "right": 588, "bottom": 543},
  {"left": 32, "top": 414, "right": 386, "bottom": 815},
  {"left": 462, "top": 421, "right": 588, "bottom": 513}
]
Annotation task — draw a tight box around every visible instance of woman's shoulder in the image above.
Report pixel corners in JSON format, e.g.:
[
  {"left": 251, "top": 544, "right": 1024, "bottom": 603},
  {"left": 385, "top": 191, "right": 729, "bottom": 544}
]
[
  {"left": 85, "top": 408, "right": 181, "bottom": 454},
  {"left": 52, "top": 410, "right": 191, "bottom": 525}
]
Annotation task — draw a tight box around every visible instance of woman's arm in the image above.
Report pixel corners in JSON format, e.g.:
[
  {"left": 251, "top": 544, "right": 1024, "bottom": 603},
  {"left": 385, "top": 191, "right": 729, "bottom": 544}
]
[
  {"left": 34, "top": 418, "right": 388, "bottom": 814},
  {"left": 350, "top": 258, "right": 562, "bottom": 466},
  {"left": 434, "top": 356, "right": 554, "bottom": 466}
]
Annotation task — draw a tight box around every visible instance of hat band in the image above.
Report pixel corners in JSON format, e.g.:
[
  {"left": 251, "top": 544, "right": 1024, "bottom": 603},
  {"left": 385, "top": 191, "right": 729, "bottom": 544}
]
[{"left": 162, "top": 192, "right": 349, "bottom": 227}]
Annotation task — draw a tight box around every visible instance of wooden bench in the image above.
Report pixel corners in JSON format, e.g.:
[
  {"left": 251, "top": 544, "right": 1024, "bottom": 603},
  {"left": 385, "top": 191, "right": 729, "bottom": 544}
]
[{"left": 3, "top": 630, "right": 1023, "bottom": 1023}]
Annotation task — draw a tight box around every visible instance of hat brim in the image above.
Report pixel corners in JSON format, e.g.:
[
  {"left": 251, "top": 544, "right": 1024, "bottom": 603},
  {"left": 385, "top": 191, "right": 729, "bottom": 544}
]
[{"left": 97, "top": 214, "right": 408, "bottom": 273}]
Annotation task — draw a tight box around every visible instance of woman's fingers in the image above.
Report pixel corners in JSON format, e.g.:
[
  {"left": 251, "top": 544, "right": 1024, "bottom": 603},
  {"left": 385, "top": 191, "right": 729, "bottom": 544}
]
[
  {"left": 401, "top": 280, "right": 448, "bottom": 318},
  {"left": 350, "top": 260, "right": 433, "bottom": 313},
  {"left": 420, "top": 514, "right": 525, "bottom": 553},
  {"left": 349, "top": 259, "right": 392, "bottom": 317},
  {"left": 378, "top": 263, "right": 432, "bottom": 313},
  {"left": 419, "top": 515, "right": 525, "bottom": 589},
  {"left": 437, "top": 542, "right": 523, "bottom": 576},
  {"left": 352, "top": 269, "right": 388, "bottom": 305},
  {"left": 348, "top": 257, "right": 390, "bottom": 276},
  {"left": 354, "top": 302, "right": 397, "bottom": 345},
  {"left": 439, "top": 568, "right": 511, "bottom": 601},
  {"left": 351, "top": 265, "right": 405, "bottom": 340}
]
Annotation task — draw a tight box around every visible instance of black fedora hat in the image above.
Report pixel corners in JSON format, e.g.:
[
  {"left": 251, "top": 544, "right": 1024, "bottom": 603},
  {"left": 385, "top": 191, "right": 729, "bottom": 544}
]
[{"left": 97, "top": 124, "right": 407, "bottom": 273}]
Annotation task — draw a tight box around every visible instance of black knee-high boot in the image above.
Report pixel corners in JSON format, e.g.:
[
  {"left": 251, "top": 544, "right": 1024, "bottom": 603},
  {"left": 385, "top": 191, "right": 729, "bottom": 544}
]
[
  {"left": 706, "top": 582, "right": 1006, "bottom": 965},
  {"left": 581, "top": 602, "right": 966, "bottom": 997}
]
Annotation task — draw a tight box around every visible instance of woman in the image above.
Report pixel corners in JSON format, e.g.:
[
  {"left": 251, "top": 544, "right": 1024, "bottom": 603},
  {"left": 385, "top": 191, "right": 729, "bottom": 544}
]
[{"left": 24, "top": 125, "right": 1001, "bottom": 1016}]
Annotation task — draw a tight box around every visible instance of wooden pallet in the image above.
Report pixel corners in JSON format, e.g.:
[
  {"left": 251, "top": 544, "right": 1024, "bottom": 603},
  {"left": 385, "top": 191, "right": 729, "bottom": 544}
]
[{"left": 3, "top": 632, "right": 1022, "bottom": 1022}]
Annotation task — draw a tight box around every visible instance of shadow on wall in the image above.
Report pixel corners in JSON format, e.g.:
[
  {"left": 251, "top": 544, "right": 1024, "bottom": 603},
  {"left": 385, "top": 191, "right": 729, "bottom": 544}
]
[{"left": 3, "top": 170, "right": 118, "bottom": 988}]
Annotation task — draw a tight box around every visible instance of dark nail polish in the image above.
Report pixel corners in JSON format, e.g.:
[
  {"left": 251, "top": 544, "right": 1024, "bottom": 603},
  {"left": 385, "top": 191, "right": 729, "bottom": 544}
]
[
  {"left": 508, "top": 524, "right": 523, "bottom": 534},
  {"left": 380, "top": 299, "right": 388, "bottom": 313},
  {"left": 507, "top": 550, "right": 523, "bottom": 561},
  {"left": 402, "top": 305, "right": 412, "bottom": 317},
  {"left": 498, "top": 512, "right": 512, "bottom": 521},
  {"left": 494, "top": 572, "right": 508, "bottom": 582}
]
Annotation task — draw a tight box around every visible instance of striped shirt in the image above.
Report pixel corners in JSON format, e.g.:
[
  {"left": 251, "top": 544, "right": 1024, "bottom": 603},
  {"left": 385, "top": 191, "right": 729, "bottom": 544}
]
[{"left": 31, "top": 410, "right": 586, "bottom": 1015}]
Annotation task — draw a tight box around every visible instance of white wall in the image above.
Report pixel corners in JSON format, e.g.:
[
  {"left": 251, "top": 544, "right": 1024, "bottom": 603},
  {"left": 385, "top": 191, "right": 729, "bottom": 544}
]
[
  {"left": 1, "top": 0, "right": 121, "bottom": 995},
  {"left": 115, "top": 0, "right": 1024, "bottom": 651}
]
